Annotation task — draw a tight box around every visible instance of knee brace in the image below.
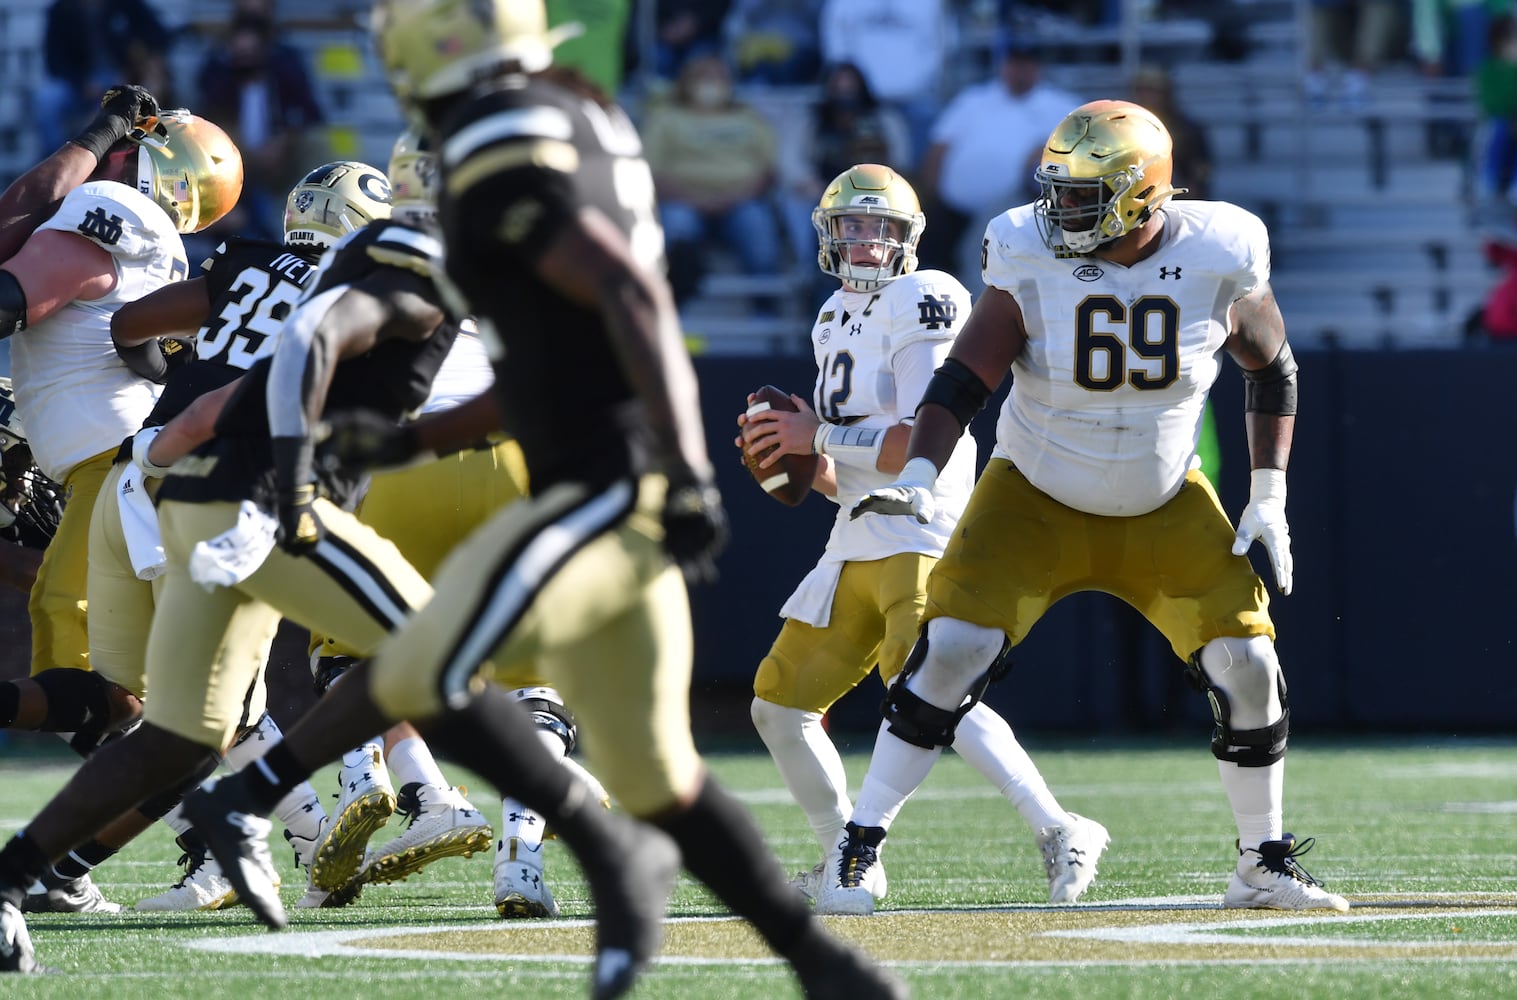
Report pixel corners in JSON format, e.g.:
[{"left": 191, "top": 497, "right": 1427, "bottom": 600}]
[
  {"left": 33, "top": 668, "right": 141, "bottom": 753},
  {"left": 1185, "top": 650, "right": 1290, "bottom": 767},
  {"left": 511, "top": 686, "right": 577, "bottom": 755},
  {"left": 881, "top": 625, "right": 1013, "bottom": 749}
]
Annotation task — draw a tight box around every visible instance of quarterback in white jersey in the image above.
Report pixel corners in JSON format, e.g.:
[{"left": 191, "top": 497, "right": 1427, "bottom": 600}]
[
  {"left": 740, "top": 164, "right": 1107, "bottom": 911},
  {"left": 822, "top": 101, "right": 1349, "bottom": 917},
  {"left": 0, "top": 111, "right": 241, "bottom": 691}
]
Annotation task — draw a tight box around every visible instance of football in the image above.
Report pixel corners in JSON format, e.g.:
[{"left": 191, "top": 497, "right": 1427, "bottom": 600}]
[{"left": 743, "top": 385, "right": 818, "bottom": 506}]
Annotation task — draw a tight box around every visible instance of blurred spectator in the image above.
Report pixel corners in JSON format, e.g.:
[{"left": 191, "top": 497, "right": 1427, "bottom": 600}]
[
  {"left": 819, "top": 0, "right": 951, "bottom": 170},
  {"left": 1306, "top": 0, "right": 1405, "bottom": 110},
  {"left": 33, "top": 0, "right": 173, "bottom": 157},
  {"left": 1477, "top": 214, "right": 1517, "bottom": 339},
  {"left": 193, "top": 0, "right": 325, "bottom": 243},
  {"left": 1476, "top": 14, "right": 1517, "bottom": 201},
  {"left": 641, "top": 54, "right": 783, "bottom": 306},
  {"left": 724, "top": 0, "right": 823, "bottom": 86},
  {"left": 1411, "top": 0, "right": 1491, "bottom": 78},
  {"left": 646, "top": 0, "right": 734, "bottom": 79},
  {"left": 914, "top": 39, "right": 1078, "bottom": 275},
  {"left": 777, "top": 62, "right": 912, "bottom": 299},
  {"left": 548, "top": 0, "right": 632, "bottom": 95},
  {"left": 1130, "top": 65, "right": 1212, "bottom": 201}
]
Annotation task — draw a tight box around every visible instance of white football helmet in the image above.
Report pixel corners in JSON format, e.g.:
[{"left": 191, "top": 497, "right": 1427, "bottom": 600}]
[
  {"left": 371, "top": 0, "right": 581, "bottom": 112},
  {"left": 812, "top": 164, "right": 925, "bottom": 292},
  {"left": 387, "top": 129, "right": 438, "bottom": 230},
  {"left": 1033, "top": 99, "right": 1181, "bottom": 254},
  {"left": 131, "top": 111, "right": 244, "bottom": 234},
  {"left": 284, "top": 160, "right": 393, "bottom": 248}
]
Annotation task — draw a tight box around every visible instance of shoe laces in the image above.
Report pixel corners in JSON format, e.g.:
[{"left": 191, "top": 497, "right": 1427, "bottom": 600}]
[
  {"left": 393, "top": 782, "right": 425, "bottom": 828},
  {"left": 172, "top": 851, "right": 211, "bottom": 889},
  {"left": 1246, "top": 835, "right": 1326, "bottom": 887},
  {"left": 834, "top": 828, "right": 880, "bottom": 889}
]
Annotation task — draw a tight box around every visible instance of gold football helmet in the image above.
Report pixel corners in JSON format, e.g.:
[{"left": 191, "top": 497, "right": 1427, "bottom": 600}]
[
  {"left": 387, "top": 129, "right": 438, "bottom": 230},
  {"left": 371, "top": 0, "right": 581, "bottom": 111},
  {"left": 812, "top": 163, "right": 925, "bottom": 292},
  {"left": 1033, "top": 100, "right": 1181, "bottom": 254},
  {"left": 283, "top": 160, "right": 393, "bottom": 248},
  {"left": 131, "top": 111, "right": 243, "bottom": 234}
]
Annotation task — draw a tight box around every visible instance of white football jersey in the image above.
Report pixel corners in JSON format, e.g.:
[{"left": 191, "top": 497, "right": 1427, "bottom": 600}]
[
  {"left": 983, "top": 200, "right": 1270, "bottom": 517},
  {"left": 10, "top": 181, "right": 185, "bottom": 480},
  {"left": 420, "top": 323, "right": 493, "bottom": 415},
  {"left": 806, "top": 268, "right": 977, "bottom": 565}
]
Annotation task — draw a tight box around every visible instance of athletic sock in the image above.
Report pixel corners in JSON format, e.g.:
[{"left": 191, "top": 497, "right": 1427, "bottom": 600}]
[
  {"left": 953, "top": 703, "right": 1073, "bottom": 832},
  {"left": 386, "top": 736, "right": 448, "bottom": 790},
  {"left": 0, "top": 833, "right": 52, "bottom": 906},
  {"left": 654, "top": 777, "right": 815, "bottom": 957},
  {"left": 243, "top": 740, "right": 313, "bottom": 814},
  {"left": 47, "top": 838, "right": 115, "bottom": 883}
]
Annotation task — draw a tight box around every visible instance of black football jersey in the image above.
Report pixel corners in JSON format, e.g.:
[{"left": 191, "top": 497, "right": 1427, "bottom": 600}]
[
  {"left": 117, "top": 239, "right": 324, "bottom": 460},
  {"left": 158, "top": 221, "right": 458, "bottom": 511},
  {"left": 436, "top": 74, "right": 662, "bottom": 491}
]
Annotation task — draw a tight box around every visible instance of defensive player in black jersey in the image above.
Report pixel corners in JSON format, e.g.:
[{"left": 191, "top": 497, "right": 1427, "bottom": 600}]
[{"left": 176, "top": 2, "right": 909, "bottom": 998}]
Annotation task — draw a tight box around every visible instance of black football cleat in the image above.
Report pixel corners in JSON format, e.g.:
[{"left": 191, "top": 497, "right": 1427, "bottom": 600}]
[{"left": 181, "top": 777, "right": 287, "bottom": 930}]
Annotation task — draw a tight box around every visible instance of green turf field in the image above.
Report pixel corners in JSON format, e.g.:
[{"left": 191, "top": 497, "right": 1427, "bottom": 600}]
[{"left": 3, "top": 734, "right": 1516, "bottom": 999}]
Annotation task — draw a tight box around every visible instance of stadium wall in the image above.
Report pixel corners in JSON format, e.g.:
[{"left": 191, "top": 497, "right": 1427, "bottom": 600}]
[{"left": 691, "top": 349, "right": 1517, "bottom": 736}]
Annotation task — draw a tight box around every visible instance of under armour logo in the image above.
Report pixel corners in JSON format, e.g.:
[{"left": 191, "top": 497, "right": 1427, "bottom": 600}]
[
  {"left": 848, "top": 322, "right": 863, "bottom": 337},
  {"left": 507, "top": 812, "right": 541, "bottom": 826},
  {"left": 77, "top": 207, "right": 124, "bottom": 246},
  {"left": 1159, "top": 266, "right": 1182, "bottom": 280}
]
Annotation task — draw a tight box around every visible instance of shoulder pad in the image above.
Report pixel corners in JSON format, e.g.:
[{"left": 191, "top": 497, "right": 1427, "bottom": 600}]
[{"left": 40, "top": 181, "right": 180, "bottom": 259}]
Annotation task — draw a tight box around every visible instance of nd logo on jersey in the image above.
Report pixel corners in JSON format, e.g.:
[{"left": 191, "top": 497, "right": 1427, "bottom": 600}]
[{"left": 917, "top": 293, "right": 957, "bottom": 330}]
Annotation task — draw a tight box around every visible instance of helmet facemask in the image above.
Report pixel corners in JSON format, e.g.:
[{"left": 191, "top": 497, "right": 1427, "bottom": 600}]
[{"left": 1034, "top": 164, "right": 1149, "bottom": 254}]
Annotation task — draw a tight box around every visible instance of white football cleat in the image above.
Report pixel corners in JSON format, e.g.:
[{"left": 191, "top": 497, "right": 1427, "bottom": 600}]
[
  {"left": 814, "top": 822, "right": 887, "bottom": 916},
  {"left": 789, "top": 860, "right": 826, "bottom": 901},
  {"left": 361, "top": 783, "right": 492, "bottom": 885},
  {"left": 287, "top": 824, "right": 361, "bottom": 909},
  {"left": 311, "top": 748, "right": 395, "bottom": 892},
  {"left": 23, "top": 873, "right": 123, "bottom": 914},
  {"left": 136, "top": 851, "right": 236, "bottom": 912},
  {"left": 1037, "top": 813, "right": 1109, "bottom": 904},
  {"left": 494, "top": 836, "right": 559, "bottom": 918},
  {"left": 1223, "top": 834, "right": 1349, "bottom": 912}
]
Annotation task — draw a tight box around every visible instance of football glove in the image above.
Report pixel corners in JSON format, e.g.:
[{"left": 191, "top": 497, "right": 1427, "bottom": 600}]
[
  {"left": 850, "top": 456, "right": 938, "bottom": 524},
  {"left": 1232, "top": 468, "right": 1293, "bottom": 595},
  {"left": 662, "top": 469, "right": 728, "bottom": 586},
  {"left": 317, "top": 410, "right": 420, "bottom": 472},
  {"left": 70, "top": 84, "right": 159, "bottom": 160},
  {"left": 275, "top": 484, "right": 326, "bottom": 554}
]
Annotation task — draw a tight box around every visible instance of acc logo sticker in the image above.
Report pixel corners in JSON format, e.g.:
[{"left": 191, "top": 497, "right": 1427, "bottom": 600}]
[{"left": 1073, "top": 264, "right": 1104, "bottom": 282}]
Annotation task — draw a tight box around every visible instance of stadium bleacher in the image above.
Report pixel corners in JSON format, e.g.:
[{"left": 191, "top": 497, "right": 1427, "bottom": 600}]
[{"left": 0, "top": 0, "right": 1492, "bottom": 353}]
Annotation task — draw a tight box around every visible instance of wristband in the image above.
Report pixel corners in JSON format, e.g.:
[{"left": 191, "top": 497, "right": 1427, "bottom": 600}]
[
  {"left": 68, "top": 112, "right": 131, "bottom": 162},
  {"left": 813, "top": 422, "right": 886, "bottom": 470},
  {"left": 1248, "top": 467, "right": 1287, "bottom": 501}
]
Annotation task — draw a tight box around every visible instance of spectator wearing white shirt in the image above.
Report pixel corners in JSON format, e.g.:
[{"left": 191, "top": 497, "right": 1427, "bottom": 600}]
[
  {"left": 819, "top": 0, "right": 951, "bottom": 169},
  {"left": 915, "top": 38, "right": 1078, "bottom": 276}
]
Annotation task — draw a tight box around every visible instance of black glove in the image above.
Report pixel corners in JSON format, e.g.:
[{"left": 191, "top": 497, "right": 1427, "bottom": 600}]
[
  {"left": 276, "top": 484, "right": 326, "bottom": 554},
  {"left": 317, "top": 410, "right": 421, "bottom": 471},
  {"left": 661, "top": 472, "right": 728, "bottom": 586},
  {"left": 69, "top": 84, "right": 159, "bottom": 160}
]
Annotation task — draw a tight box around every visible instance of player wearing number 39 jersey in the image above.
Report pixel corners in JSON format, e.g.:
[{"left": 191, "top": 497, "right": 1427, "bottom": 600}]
[{"left": 822, "top": 100, "right": 1350, "bottom": 917}]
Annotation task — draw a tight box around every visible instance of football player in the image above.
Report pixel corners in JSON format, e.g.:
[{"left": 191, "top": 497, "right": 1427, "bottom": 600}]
[
  {"left": 0, "top": 149, "right": 483, "bottom": 972},
  {"left": 818, "top": 100, "right": 1347, "bottom": 915},
  {"left": 103, "top": 160, "right": 392, "bottom": 913},
  {"left": 0, "top": 108, "right": 241, "bottom": 923},
  {"left": 176, "top": 2, "right": 906, "bottom": 998},
  {"left": 738, "top": 164, "right": 1109, "bottom": 912},
  {"left": 303, "top": 131, "right": 606, "bottom": 920},
  {"left": 0, "top": 378, "right": 62, "bottom": 589}
]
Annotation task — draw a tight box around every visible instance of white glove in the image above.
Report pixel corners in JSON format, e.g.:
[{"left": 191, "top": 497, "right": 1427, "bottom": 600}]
[
  {"left": 1232, "top": 468, "right": 1293, "bottom": 595},
  {"left": 850, "top": 457, "right": 938, "bottom": 525}
]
